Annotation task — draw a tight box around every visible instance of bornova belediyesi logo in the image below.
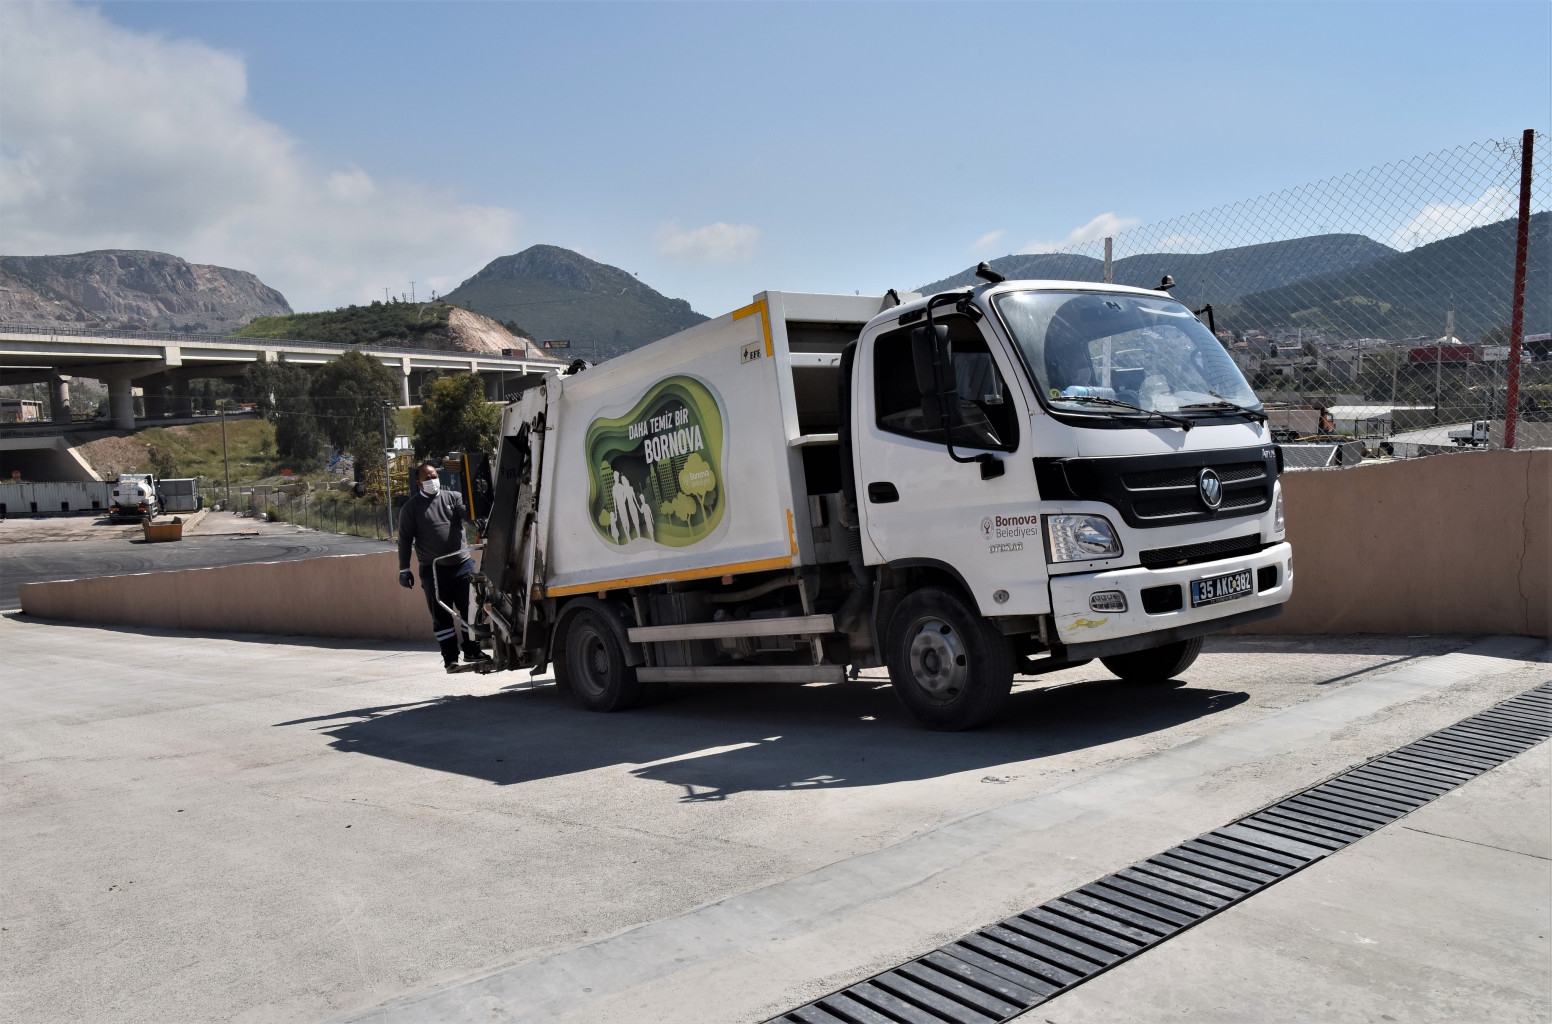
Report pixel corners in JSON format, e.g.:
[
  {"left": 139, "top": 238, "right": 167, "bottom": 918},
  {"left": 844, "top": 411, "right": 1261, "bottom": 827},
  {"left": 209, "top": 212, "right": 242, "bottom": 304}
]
[{"left": 984, "top": 512, "right": 1041, "bottom": 541}]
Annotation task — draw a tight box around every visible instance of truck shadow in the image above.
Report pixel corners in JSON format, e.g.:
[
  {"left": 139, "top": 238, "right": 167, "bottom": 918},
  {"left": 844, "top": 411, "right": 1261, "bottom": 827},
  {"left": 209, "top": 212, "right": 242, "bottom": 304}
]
[{"left": 282, "top": 675, "right": 1249, "bottom": 799}]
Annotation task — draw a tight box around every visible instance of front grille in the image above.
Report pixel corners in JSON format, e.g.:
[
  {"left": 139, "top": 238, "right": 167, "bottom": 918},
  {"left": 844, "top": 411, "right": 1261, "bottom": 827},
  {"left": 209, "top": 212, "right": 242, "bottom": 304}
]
[
  {"left": 1140, "top": 533, "right": 1263, "bottom": 569},
  {"left": 1035, "top": 446, "right": 1279, "bottom": 530},
  {"left": 1222, "top": 490, "right": 1267, "bottom": 510}
]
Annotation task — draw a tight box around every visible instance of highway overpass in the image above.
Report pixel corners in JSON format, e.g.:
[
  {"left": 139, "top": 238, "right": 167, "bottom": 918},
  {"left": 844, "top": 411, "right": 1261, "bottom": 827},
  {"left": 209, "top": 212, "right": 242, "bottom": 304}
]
[{"left": 0, "top": 322, "right": 566, "bottom": 429}]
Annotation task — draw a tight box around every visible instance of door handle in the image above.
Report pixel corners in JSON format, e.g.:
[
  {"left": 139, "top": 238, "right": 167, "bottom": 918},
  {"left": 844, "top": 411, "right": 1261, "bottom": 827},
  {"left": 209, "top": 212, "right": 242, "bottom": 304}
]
[{"left": 867, "top": 482, "right": 899, "bottom": 503}]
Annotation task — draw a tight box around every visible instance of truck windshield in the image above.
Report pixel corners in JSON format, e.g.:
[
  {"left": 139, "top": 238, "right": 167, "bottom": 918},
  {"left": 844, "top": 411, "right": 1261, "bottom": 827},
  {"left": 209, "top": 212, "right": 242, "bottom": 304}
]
[{"left": 993, "top": 290, "right": 1261, "bottom": 423}]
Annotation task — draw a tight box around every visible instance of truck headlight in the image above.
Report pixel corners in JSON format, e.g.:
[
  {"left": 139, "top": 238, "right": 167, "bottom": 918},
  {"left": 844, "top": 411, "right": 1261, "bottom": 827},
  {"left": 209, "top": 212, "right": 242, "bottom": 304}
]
[
  {"left": 1273, "top": 487, "right": 1285, "bottom": 534},
  {"left": 1045, "top": 514, "right": 1122, "bottom": 563}
]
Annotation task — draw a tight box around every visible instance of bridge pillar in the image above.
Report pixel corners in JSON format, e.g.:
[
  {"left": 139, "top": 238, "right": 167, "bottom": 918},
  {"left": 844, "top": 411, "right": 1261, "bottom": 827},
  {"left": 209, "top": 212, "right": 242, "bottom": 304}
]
[
  {"left": 142, "top": 374, "right": 169, "bottom": 420},
  {"left": 107, "top": 378, "right": 136, "bottom": 430},
  {"left": 399, "top": 357, "right": 412, "bottom": 407},
  {"left": 171, "top": 377, "right": 193, "bottom": 417},
  {"left": 49, "top": 373, "right": 71, "bottom": 424}
]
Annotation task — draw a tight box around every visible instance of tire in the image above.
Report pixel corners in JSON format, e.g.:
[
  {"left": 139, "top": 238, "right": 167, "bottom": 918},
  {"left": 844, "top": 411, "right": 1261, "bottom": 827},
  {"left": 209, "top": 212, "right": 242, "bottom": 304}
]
[
  {"left": 557, "top": 608, "right": 643, "bottom": 712},
  {"left": 885, "top": 586, "right": 1014, "bottom": 730},
  {"left": 1101, "top": 636, "right": 1203, "bottom": 683}
]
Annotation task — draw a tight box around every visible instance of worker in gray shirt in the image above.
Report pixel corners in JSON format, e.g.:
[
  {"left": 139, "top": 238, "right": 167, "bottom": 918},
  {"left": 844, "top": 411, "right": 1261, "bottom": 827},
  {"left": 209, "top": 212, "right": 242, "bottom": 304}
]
[{"left": 397, "top": 461, "right": 485, "bottom": 670}]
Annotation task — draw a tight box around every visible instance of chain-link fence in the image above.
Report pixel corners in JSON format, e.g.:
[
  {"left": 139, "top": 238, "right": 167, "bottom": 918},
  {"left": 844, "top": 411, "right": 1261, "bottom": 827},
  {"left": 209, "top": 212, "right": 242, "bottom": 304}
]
[
  {"left": 197, "top": 482, "right": 397, "bottom": 540},
  {"left": 943, "top": 132, "right": 1550, "bottom": 458}
]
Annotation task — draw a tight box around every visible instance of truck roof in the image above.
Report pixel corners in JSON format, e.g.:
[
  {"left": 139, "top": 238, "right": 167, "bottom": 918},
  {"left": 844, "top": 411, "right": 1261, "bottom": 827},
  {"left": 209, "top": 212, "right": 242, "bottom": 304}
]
[{"left": 872, "top": 278, "right": 1188, "bottom": 334}]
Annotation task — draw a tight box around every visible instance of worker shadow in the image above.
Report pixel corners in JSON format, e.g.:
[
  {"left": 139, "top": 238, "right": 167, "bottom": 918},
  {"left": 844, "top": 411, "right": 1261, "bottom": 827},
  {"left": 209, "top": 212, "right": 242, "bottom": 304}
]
[{"left": 291, "top": 672, "right": 1249, "bottom": 799}]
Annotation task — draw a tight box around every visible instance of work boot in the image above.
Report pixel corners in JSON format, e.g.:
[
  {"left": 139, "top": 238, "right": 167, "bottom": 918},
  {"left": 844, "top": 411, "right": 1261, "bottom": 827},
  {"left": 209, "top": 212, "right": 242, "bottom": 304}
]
[
  {"left": 462, "top": 642, "right": 492, "bottom": 666},
  {"left": 439, "top": 636, "right": 460, "bottom": 671}
]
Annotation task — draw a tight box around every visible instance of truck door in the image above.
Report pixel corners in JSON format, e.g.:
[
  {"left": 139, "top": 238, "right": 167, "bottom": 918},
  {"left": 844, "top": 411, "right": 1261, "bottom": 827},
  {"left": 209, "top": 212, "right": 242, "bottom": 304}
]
[{"left": 854, "top": 313, "right": 1050, "bottom": 615}]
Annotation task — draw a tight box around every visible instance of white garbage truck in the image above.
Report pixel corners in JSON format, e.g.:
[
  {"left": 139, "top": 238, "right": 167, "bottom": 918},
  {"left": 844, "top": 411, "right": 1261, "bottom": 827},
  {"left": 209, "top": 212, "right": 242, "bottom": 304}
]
[{"left": 461, "top": 269, "right": 1293, "bottom": 728}]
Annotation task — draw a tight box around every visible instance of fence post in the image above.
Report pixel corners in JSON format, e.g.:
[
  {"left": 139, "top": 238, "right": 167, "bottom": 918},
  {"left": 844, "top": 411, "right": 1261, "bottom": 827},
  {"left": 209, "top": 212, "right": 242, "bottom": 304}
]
[{"left": 1504, "top": 128, "right": 1534, "bottom": 450}]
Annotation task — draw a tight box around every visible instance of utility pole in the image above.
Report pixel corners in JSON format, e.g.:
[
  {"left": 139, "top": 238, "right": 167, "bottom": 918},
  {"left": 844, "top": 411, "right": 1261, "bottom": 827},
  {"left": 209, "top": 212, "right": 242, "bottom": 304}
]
[
  {"left": 380, "top": 400, "right": 395, "bottom": 540},
  {"left": 221, "top": 404, "right": 231, "bottom": 505},
  {"left": 1103, "top": 237, "right": 1113, "bottom": 284},
  {"left": 383, "top": 288, "right": 390, "bottom": 304},
  {"left": 410, "top": 282, "right": 416, "bottom": 302},
  {"left": 1504, "top": 128, "right": 1534, "bottom": 450}
]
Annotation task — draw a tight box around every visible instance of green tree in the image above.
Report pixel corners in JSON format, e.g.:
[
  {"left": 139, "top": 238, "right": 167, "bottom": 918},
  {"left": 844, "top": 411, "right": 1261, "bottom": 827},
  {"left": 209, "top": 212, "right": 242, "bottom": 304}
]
[
  {"left": 147, "top": 444, "right": 178, "bottom": 479},
  {"left": 242, "top": 357, "right": 319, "bottom": 460},
  {"left": 412, "top": 373, "right": 499, "bottom": 458},
  {"left": 308, "top": 349, "right": 400, "bottom": 452}
]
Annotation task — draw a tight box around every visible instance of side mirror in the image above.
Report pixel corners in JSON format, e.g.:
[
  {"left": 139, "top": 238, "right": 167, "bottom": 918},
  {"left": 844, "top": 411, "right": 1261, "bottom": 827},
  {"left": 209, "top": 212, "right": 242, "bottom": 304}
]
[{"left": 911, "top": 324, "right": 958, "bottom": 426}]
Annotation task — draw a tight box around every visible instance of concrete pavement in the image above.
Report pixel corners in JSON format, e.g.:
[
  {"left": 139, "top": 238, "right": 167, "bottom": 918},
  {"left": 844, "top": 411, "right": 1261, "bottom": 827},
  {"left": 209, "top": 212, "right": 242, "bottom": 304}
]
[{"left": 0, "top": 617, "right": 1545, "bottom": 1024}]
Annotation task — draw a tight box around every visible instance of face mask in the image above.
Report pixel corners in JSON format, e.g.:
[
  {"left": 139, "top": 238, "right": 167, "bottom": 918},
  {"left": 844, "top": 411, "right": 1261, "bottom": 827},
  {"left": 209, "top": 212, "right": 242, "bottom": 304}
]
[{"left": 420, "top": 477, "right": 440, "bottom": 497}]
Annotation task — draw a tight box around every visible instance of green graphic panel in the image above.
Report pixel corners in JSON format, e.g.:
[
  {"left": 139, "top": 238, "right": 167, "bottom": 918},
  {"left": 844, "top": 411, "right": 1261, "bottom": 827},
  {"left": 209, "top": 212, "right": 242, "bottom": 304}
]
[{"left": 584, "top": 375, "right": 726, "bottom": 548}]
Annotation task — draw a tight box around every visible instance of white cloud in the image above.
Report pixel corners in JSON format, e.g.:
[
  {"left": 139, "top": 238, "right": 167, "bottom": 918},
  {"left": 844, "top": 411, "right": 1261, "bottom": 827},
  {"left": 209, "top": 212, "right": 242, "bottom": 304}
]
[
  {"left": 972, "top": 229, "right": 1006, "bottom": 252},
  {"left": 0, "top": 3, "right": 517, "bottom": 311},
  {"left": 1392, "top": 186, "right": 1515, "bottom": 250},
  {"left": 1020, "top": 212, "right": 1140, "bottom": 254},
  {"left": 654, "top": 221, "right": 759, "bottom": 264}
]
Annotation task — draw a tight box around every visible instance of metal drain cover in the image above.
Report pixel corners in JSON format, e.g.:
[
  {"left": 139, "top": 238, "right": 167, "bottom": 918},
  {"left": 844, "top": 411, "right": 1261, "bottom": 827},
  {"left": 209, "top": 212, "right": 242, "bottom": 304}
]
[{"left": 772, "top": 682, "right": 1552, "bottom": 1024}]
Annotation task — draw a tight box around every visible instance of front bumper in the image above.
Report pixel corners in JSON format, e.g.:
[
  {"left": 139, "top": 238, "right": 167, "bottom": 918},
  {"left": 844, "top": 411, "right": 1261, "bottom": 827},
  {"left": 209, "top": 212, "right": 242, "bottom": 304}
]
[{"left": 1048, "top": 541, "right": 1293, "bottom": 658}]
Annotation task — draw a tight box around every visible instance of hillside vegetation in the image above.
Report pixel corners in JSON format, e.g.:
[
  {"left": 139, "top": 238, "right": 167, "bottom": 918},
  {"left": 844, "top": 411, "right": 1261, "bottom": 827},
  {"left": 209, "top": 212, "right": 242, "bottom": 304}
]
[
  {"left": 236, "top": 301, "right": 455, "bottom": 346},
  {"left": 921, "top": 217, "right": 1549, "bottom": 341},
  {"left": 921, "top": 234, "right": 1396, "bottom": 313},
  {"left": 235, "top": 301, "right": 554, "bottom": 356},
  {"left": 1225, "top": 213, "right": 1551, "bottom": 341}
]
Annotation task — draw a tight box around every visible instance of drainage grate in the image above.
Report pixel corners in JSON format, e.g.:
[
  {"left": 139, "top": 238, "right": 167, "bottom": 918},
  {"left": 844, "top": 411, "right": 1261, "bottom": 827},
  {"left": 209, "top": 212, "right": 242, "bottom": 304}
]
[{"left": 772, "top": 682, "right": 1552, "bottom": 1024}]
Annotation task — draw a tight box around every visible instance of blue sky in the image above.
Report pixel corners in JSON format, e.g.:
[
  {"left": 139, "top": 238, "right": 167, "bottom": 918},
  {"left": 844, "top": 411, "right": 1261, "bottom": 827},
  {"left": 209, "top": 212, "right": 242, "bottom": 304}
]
[{"left": 2, "top": 2, "right": 1548, "bottom": 316}]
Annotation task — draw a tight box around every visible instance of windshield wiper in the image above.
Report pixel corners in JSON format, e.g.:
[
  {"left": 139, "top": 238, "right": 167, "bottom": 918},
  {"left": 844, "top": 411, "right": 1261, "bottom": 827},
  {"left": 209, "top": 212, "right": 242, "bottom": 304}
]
[
  {"left": 1059, "top": 394, "right": 1193, "bottom": 431},
  {"left": 1178, "top": 399, "right": 1268, "bottom": 423}
]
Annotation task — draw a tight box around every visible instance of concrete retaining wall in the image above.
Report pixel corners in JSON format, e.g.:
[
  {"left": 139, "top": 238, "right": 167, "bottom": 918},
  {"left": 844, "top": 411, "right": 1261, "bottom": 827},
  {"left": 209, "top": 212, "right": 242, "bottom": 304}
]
[
  {"left": 18, "top": 551, "right": 430, "bottom": 640},
  {"left": 17, "top": 450, "right": 1550, "bottom": 639},
  {"left": 1249, "top": 448, "right": 1549, "bottom": 637}
]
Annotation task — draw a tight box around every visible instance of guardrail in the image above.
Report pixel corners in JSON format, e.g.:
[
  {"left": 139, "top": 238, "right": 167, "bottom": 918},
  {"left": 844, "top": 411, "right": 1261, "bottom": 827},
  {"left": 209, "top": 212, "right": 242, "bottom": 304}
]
[{"left": 0, "top": 320, "right": 562, "bottom": 363}]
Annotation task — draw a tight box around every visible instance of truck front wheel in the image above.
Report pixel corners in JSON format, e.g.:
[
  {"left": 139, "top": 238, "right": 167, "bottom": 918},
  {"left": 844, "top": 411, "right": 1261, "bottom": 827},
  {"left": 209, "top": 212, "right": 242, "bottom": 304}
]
[
  {"left": 885, "top": 587, "right": 1014, "bottom": 731},
  {"left": 557, "top": 608, "right": 643, "bottom": 712},
  {"left": 1101, "top": 636, "right": 1203, "bottom": 683}
]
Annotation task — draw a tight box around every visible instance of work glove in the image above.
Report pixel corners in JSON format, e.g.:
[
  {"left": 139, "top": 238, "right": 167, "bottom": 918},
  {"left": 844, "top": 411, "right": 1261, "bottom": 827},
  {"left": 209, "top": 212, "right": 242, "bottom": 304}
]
[{"left": 399, "top": 570, "right": 415, "bottom": 590}]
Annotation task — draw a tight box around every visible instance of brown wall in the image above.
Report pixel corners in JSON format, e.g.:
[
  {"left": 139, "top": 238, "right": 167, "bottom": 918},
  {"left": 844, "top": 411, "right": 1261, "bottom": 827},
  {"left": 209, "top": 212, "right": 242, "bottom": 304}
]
[
  {"left": 18, "top": 451, "right": 1550, "bottom": 639},
  {"left": 18, "top": 551, "right": 431, "bottom": 641},
  {"left": 1244, "top": 448, "right": 1549, "bottom": 637}
]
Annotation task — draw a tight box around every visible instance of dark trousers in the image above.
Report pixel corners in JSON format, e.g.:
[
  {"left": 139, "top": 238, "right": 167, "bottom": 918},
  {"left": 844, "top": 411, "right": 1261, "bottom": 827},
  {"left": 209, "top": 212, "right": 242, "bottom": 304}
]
[{"left": 420, "top": 557, "right": 477, "bottom": 664}]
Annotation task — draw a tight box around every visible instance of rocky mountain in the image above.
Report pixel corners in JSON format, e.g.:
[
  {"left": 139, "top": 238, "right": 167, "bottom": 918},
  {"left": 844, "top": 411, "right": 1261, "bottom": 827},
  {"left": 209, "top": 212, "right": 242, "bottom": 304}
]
[
  {"left": 920, "top": 234, "right": 1398, "bottom": 314},
  {"left": 0, "top": 250, "right": 292, "bottom": 331},
  {"left": 441, "top": 245, "right": 708, "bottom": 360},
  {"left": 235, "top": 302, "right": 561, "bottom": 359}
]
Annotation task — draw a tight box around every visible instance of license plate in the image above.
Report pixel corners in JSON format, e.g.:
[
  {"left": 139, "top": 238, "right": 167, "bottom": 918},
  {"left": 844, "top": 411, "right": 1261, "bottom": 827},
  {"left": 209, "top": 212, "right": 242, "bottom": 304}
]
[{"left": 1190, "top": 568, "right": 1254, "bottom": 607}]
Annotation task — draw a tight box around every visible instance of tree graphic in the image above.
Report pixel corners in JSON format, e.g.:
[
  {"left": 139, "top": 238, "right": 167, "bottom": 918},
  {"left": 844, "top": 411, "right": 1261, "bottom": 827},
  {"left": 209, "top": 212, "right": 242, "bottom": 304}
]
[
  {"left": 666, "top": 492, "right": 697, "bottom": 528},
  {"left": 678, "top": 452, "right": 716, "bottom": 523}
]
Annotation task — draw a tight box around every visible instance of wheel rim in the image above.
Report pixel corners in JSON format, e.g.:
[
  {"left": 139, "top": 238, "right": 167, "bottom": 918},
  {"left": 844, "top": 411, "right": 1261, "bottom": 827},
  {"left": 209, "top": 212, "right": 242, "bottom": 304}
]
[
  {"left": 906, "top": 617, "right": 967, "bottom": 702},
  {"left": 571, "top": 624, "right": 612, "bottom": 699}
]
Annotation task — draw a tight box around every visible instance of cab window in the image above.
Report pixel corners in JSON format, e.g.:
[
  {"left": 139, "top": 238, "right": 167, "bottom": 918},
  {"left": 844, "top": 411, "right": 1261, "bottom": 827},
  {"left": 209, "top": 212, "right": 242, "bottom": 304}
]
[{"left": 873, "top": 315, "right": 1018, "bottom": 451}]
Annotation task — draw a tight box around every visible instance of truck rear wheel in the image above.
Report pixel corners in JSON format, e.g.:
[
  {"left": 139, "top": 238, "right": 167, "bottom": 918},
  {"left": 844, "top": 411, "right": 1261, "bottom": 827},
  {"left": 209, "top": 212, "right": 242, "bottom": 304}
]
[
  {"left": 558, "top": 608, "right": 643, "bottom": 712},
  {"left": 1101, "top": 636, "right": 1203, "bottom": 683},
  {"left": 885, "top": 587, "right": 1013, "bottom": 731}
]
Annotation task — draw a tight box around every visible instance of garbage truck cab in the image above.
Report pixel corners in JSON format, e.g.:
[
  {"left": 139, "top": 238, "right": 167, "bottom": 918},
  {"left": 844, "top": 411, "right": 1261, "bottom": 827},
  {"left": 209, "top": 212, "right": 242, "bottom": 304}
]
[{"left": 467, "top": 274, "right": 1291, "bottom": 729}]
